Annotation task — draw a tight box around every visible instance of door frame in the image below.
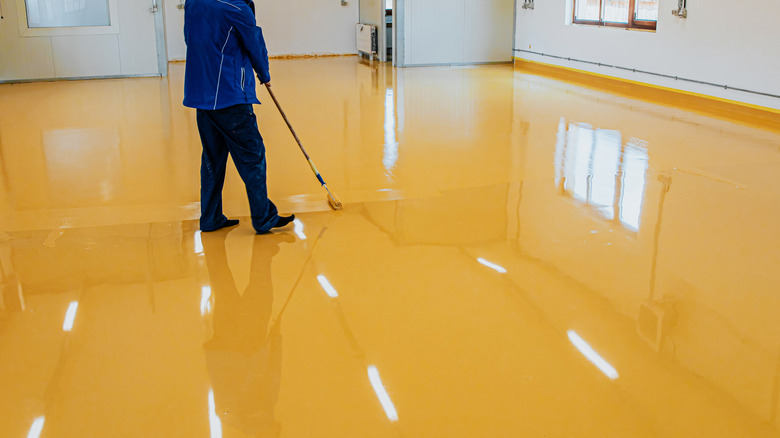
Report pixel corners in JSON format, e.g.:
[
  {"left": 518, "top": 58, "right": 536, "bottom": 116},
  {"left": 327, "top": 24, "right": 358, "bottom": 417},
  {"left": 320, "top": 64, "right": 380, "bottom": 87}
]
[
  {"left": 154, "top": 0, "right": 168, "bottom": 75},
  {"left": 393, "top": 0, "right": 404, "bottom": 67}
]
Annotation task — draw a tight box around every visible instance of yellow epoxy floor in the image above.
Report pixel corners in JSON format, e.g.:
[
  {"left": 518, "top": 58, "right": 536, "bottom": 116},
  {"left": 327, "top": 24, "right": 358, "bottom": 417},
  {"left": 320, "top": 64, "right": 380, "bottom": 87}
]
[{"left": 1, "top": 57, "right": 780, "bottom": 437}]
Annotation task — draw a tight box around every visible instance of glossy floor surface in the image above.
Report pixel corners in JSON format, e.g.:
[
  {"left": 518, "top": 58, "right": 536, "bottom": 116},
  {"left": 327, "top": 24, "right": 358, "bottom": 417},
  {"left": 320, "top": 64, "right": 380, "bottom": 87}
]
[{"left": 1, "top": 57, "right": 780, "bottom": 437}]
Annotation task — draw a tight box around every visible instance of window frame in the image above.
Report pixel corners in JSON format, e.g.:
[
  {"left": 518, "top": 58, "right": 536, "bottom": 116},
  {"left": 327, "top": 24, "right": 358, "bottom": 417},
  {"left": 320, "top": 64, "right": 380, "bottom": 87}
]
[{"left": 572, "top": 0, "right": 657, "bottom": 31}]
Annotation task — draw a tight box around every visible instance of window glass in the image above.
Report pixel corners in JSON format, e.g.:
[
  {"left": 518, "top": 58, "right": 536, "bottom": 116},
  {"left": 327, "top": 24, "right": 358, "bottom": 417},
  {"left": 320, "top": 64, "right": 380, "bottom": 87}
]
[
  {"left": 635, "top": 0, "right": 659, "bottom": 21},
  {"left": 602, "top": 0, "right": 629, "bottom": 23},
  {"left": 25, "top": 0, "right": 110, "bottom": 28},
  {"left": 575, "top": 0, "right": 600, "bottom": 21}
]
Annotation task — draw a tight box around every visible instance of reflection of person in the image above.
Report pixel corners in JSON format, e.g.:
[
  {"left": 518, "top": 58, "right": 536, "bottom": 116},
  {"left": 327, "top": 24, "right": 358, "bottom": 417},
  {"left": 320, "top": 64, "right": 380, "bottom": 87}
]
[
  {"left": 183, "top": 0, "right": 294, "bottom": 234},
  {"left": 201, "top": 228, "right": 292, "bottom": 437}
]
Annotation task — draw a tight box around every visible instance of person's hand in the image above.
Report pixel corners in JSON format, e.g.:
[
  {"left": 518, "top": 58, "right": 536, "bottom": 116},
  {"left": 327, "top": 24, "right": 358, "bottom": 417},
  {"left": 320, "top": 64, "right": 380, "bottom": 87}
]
[{"left": 263, "top": 82, "right": 271, "bottom": 88}]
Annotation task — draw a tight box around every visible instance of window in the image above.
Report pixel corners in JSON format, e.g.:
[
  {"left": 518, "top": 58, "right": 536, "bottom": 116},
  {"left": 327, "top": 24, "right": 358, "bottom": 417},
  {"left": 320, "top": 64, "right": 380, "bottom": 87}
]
[
  {"left": 25, "top": 0, "right": 110, "bottom": 28},
  {"left": 573, "top": 0, "right": 658, "bottom": 30},
  {"left": 15, "top": 0, "right": 119, "bottom": 36}
]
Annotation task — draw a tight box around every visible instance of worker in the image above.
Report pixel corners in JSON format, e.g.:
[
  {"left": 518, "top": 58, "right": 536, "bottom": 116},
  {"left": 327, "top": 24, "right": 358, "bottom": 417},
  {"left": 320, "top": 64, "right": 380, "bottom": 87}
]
[{"left": 183, "top": 0, "right": 294, "bottom": 234}]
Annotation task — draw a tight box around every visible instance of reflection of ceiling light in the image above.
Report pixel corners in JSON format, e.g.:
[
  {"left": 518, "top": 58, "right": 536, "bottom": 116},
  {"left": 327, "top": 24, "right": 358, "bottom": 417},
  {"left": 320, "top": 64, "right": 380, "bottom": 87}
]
[
  {"left": 293, "top": 219, "right": 307, "bottom": 240},
  {"left": 368, "top": 365, "right": 399, "bottom": 422},
  {"left": 27, "top": 416, "right": 45, "bottom": 438},
  {"left": 63, "top": 302, "right": 79, "bottom": 332},
  {"left": 567, "top": 330, "right": 619, "bottom": 380},
  {"left": 208, "top": 390, "right": 222, "bottom": 438},
  {"left": 194, "top": 231, "right": 203, "bottom": 254},
  {"left": 200, "top": 286, "right": 212, "bottom": 316},
  {"left": 477, "top": 258, "right": 507, "bottom": 274},
  {"left": 317, "top": 275, "right": 339, "bottom": 298}
]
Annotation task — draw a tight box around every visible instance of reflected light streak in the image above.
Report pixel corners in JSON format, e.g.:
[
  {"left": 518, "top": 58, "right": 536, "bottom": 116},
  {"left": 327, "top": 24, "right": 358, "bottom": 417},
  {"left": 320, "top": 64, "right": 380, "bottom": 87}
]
[
  {"left": 200, "top": 286, "right": 212, "bottom": 315},
  {"left": 194, "top": 231, "right": 203, "bottom": 254},
  {"left": 567, "top": 330, "right": 619, "bottom": 380},
  {"left": 383, "top": 88, "right": 399, "bottom": 172},
  {"left": 477, "top": 258, "right": 507, "bottom": 274},
  {"left": 317, "top": 275, "right": 339, "bottom": 298},
  {"left": 27, "top": 417, "right": 45, "bottom": 438},
  {"left": 62, "top": 301, "right": 79, "bottom": 331},
  {"left": 293, "top": 219, "right": 307, "bottom": 240},
  {"left": 368, "top": 365, "right": 399, "bottom": 422},
  {"left": 208, "top": 390, "right": 223, "bottom": 438}
]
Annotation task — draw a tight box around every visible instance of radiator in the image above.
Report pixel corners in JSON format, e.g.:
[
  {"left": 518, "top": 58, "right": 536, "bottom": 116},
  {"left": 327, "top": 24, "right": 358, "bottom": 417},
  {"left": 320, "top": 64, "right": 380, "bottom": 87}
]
[{"left": 355, "top": 24, "right": 378, "bottom": 56}]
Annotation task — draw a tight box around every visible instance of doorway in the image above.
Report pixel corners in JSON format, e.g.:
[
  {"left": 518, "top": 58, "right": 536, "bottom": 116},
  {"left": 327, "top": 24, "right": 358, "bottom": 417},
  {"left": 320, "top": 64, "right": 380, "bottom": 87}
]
[
  {"left": 358, "top": 0, "right": 396, "bottom": 63},
  {"left": 385, "top": 0, "right": 393, "bottom": 62}
]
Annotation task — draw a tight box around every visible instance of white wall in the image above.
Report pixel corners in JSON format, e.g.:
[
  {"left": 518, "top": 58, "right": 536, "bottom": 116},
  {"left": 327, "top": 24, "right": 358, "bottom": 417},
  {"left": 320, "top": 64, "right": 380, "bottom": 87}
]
[
  {"left": 0, "top": 0, "right": 160, "bottom": 82},
  {"left": 359, "top": 0, "right": 384, "bottom": 60},
  {"left": 160, "top": 0, "right": 359, "bottom": 62},
  {"left": 256, "top": 0, "right": 358, "bottom": 57},
  {"left": 402, "top": 0, "right": 514, "bottom": 66},
  {"left": 514, "top": 0, "right": 780, "bottom": 110}
]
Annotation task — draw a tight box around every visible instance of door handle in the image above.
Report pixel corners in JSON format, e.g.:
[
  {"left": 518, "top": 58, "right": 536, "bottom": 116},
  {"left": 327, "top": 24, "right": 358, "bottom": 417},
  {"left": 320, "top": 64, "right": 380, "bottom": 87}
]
[{"left": 150, "top": 0, "right": 158, "bottom": 13}]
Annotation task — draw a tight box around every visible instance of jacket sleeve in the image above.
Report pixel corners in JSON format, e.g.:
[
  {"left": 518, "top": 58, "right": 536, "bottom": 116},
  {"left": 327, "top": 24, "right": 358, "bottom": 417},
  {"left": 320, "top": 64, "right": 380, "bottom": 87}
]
[{"left": 233, "top": 8, "right": 271, "bottom": 84}]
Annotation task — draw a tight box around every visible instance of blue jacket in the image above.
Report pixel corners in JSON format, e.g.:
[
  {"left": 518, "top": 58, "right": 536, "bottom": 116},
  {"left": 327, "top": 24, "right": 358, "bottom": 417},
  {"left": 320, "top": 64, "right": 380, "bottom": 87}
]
[{"left": 183, "top": 0, "right": 270, "bottom": 110}]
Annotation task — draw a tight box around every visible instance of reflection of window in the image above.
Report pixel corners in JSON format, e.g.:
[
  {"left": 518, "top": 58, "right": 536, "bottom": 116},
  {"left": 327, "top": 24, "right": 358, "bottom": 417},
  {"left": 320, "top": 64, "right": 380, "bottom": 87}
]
[
  {"left": 555, "top": 121, "right": 648, "bottom": 231},
  {"left": 25, "top": 0, "right": 110, "bottom": 28}
]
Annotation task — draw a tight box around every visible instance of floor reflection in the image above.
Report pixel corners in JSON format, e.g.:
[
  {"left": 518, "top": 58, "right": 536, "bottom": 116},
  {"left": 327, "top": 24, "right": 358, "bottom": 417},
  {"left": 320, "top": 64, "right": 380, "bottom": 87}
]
[
  {"left": 555, "top": 119, "right": 649, "bottom": 231},
  {"left": 201, "top": 229, "right": 293, "bottom": 437},
  {"left": 1, "top": 56, "right": 779, "bottom": 437}
]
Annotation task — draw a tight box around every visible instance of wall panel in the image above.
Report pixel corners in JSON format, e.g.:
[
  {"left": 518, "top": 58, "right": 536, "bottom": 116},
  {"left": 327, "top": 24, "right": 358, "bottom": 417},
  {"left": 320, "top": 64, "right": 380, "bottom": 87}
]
[
  {"left": 464, "top": 0, "right": 514, "bottom": 63},
  {"left": 51, "top": 35, "right": 122, "bottom": 78},
  {"left": 0, "top": 0, "right": 56, "bottom": 81},
  {"left": 403, "top": 0, "right": 513, "bottom": 66},
  {"left": 256, "top": 0, "right": 359, "bottom": 56}
]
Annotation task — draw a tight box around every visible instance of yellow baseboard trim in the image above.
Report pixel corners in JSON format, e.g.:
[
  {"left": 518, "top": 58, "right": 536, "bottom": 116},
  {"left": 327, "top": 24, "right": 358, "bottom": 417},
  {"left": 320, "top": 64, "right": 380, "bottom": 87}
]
[{"left": 513, "top": 57, "right": 780, "bottom": 130}]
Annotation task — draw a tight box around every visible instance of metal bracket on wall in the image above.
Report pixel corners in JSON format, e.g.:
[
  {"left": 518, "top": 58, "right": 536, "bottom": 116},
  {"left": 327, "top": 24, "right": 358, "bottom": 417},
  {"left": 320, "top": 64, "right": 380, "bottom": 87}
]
[
  {"left": 672, "top": 0, "right": 687, "bottom": 18},
  {"left": 521, "top": 0, "right": 534, "bottom": 10}
]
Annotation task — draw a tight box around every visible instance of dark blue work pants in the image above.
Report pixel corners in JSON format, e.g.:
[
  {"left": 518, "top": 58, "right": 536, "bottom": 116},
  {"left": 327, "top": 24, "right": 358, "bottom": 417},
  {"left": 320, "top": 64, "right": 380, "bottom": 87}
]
[{"left": 196, "top": 104, "right": 280, "bottom": 234}]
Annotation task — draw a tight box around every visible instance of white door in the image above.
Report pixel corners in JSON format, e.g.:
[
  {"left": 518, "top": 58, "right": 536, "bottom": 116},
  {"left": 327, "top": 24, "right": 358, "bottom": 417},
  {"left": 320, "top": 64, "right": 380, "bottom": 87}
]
[{"left": 0, "top": 0, "right": 165, "bottom": 82}]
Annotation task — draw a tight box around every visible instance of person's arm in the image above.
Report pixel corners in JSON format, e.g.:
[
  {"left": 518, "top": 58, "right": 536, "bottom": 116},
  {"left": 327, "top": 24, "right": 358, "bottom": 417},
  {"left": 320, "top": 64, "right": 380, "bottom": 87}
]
[{"left": 233, "top": 8, "right": 271, "bottom": 84}]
